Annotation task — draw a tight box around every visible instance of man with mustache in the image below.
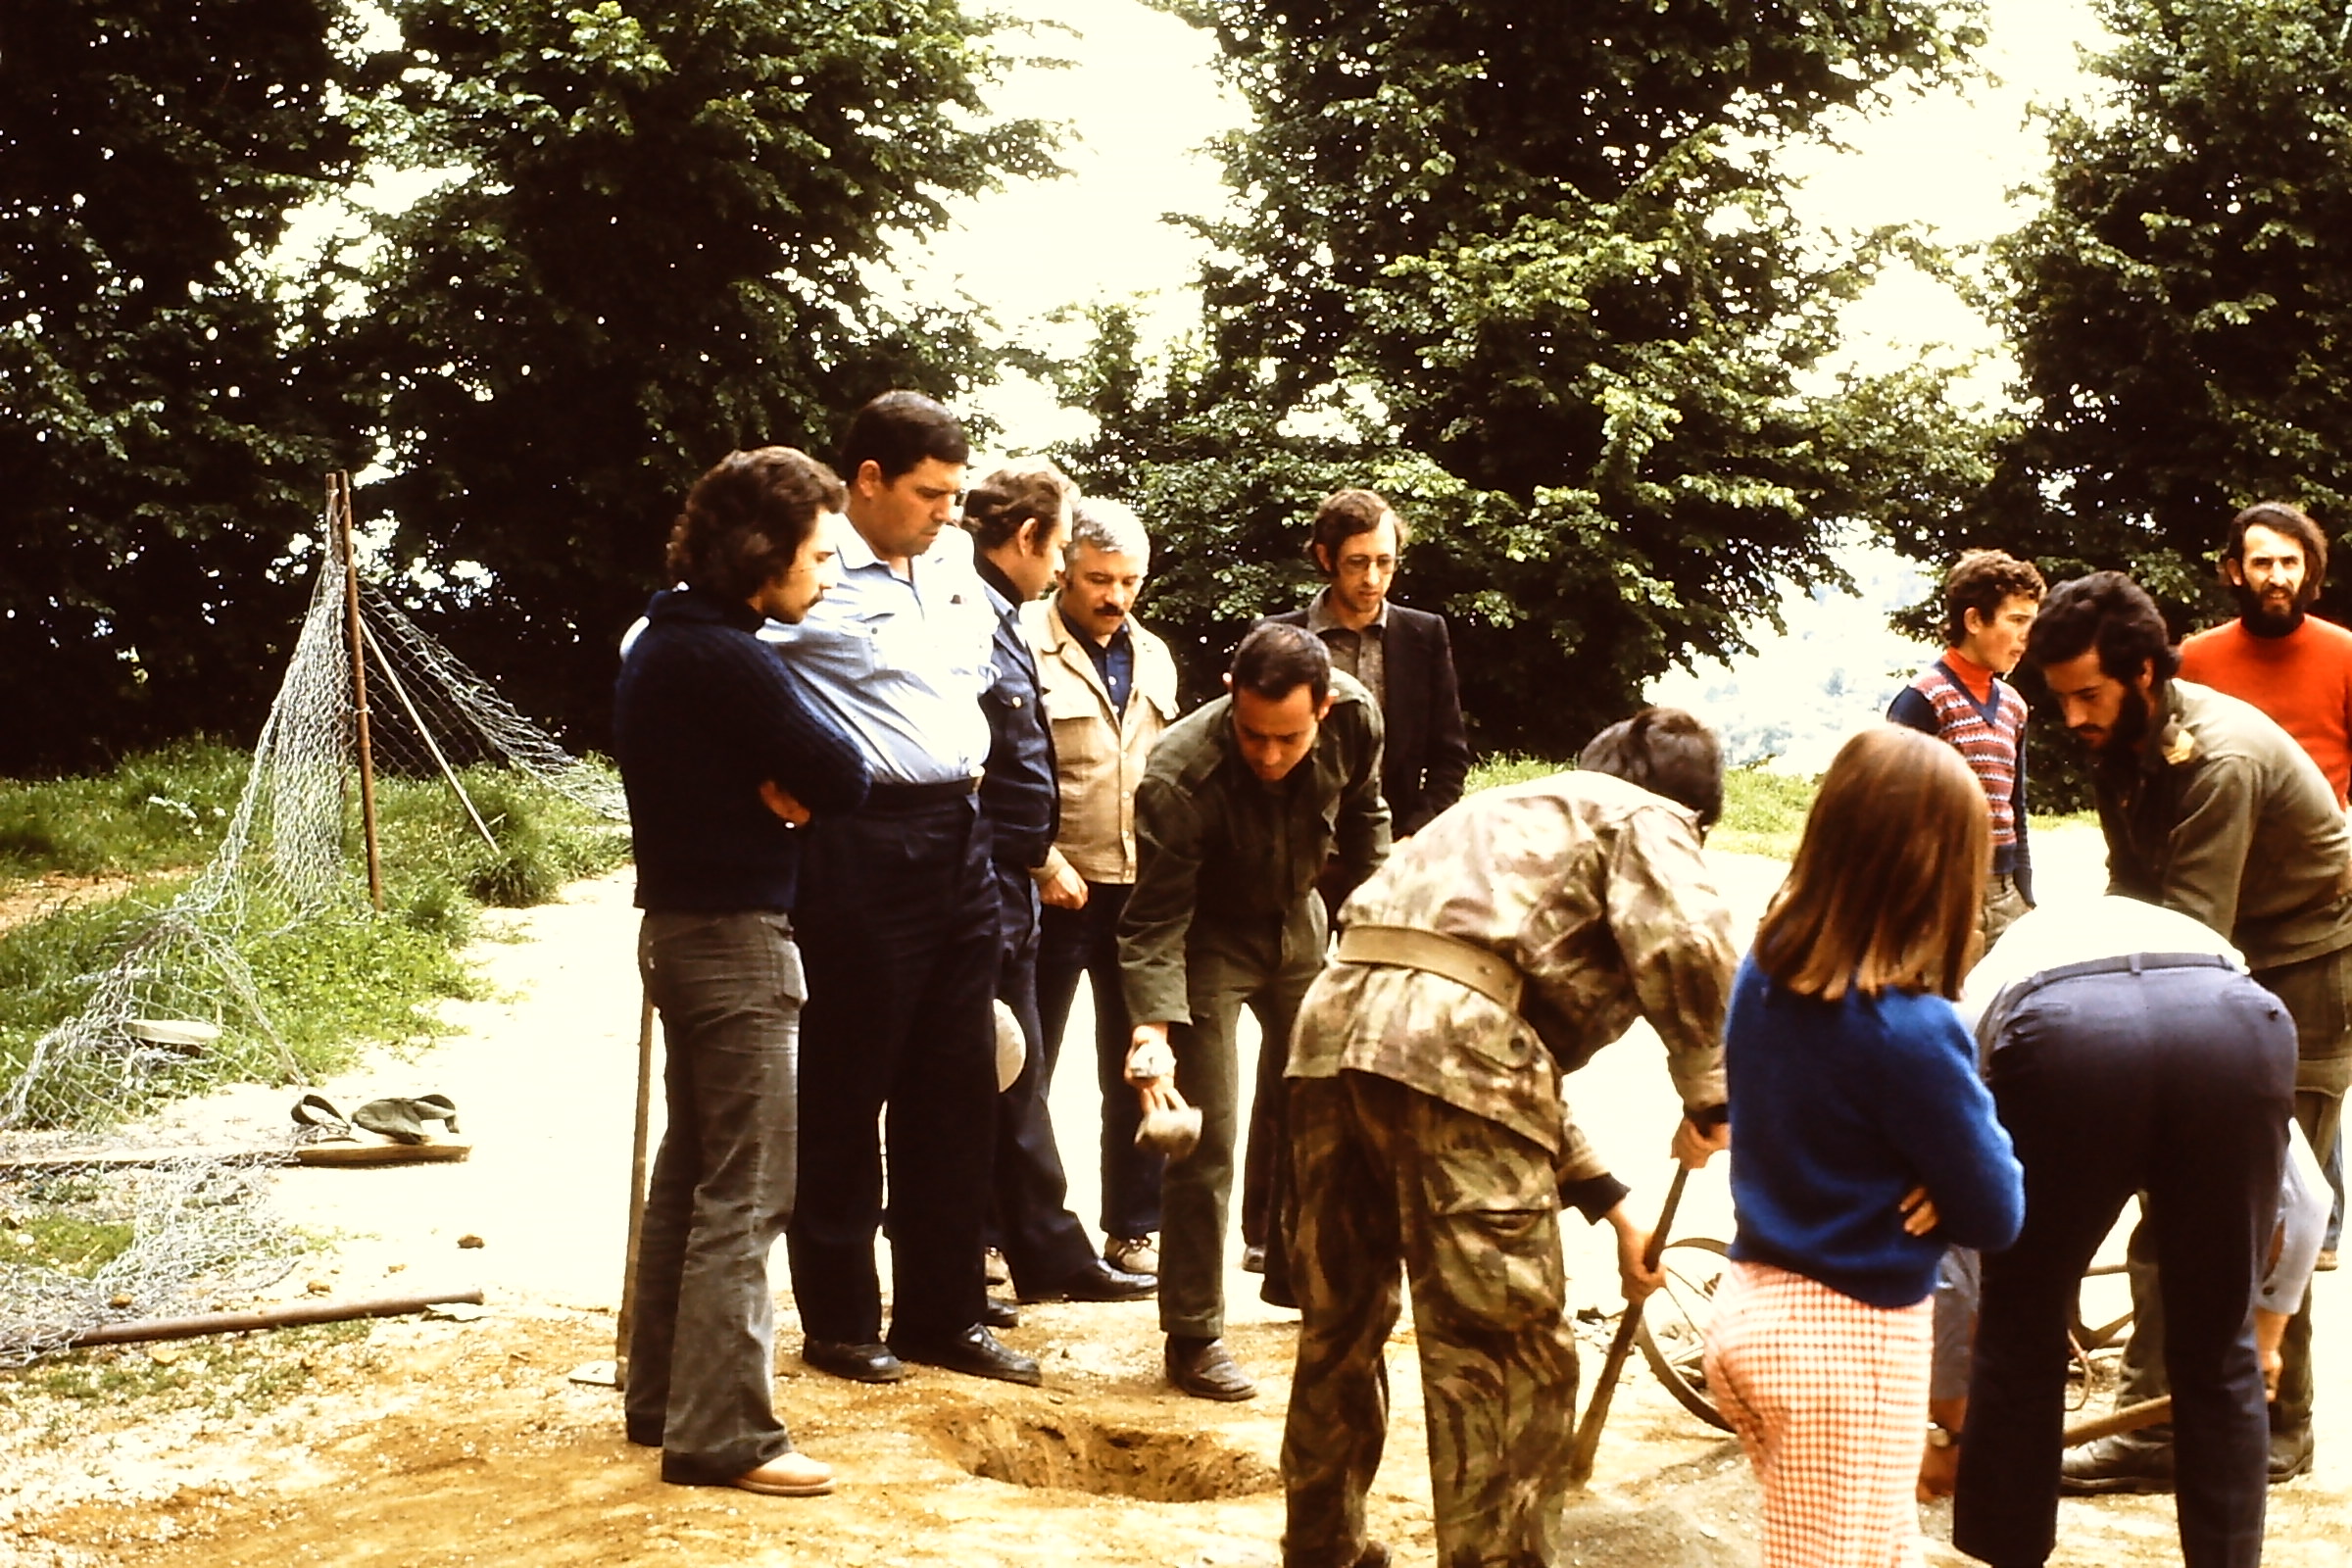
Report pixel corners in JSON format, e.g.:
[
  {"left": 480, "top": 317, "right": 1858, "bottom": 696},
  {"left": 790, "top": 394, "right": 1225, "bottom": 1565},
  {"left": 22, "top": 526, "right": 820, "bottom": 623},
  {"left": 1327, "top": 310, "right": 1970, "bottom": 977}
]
[
  {"left": 1025, "top": 497, "right": 1184, "bottom": 1281},
  {"left": 2029, "top": 571, "right": 2352, "bottom": 1494}
]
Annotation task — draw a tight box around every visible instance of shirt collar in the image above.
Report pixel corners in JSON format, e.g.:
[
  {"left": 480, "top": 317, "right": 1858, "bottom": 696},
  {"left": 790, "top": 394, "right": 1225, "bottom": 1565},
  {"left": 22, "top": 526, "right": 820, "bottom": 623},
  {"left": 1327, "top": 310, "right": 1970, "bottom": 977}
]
[{"left": 1306, "top": 587, "right": 1387, "bottom": 636}]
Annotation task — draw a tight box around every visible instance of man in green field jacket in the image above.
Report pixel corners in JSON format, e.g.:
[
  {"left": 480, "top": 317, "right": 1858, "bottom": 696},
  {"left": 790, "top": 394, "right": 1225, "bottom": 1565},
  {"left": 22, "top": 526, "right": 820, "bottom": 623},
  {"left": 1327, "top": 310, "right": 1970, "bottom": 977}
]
[{"left": 1118, "top": 622, "right": 1389, "bottom": 1401}]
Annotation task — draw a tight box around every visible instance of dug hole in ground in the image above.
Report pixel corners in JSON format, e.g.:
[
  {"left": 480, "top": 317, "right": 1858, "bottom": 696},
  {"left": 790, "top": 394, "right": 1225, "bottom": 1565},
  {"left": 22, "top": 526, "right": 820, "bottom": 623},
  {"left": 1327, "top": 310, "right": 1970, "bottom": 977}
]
[{"left": 3, "top": 826, "right": 2345, "bottom": 1567}]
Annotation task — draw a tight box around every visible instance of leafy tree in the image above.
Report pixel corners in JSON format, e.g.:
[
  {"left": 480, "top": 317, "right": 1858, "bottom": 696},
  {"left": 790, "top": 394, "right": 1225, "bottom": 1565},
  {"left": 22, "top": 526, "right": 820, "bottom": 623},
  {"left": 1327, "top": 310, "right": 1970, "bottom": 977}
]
[
  {"left": 1904, "top": 0, "right": 2352, "bottom": 629},
  {"left": 357, "top": 0, "right": 1060, "bottom": 745},
  {"left": 0, "top": 0, "right": 372, "bottom": 773},
  {"left": 1054, "top": 0, "right": 1992, "bottom": 756}
]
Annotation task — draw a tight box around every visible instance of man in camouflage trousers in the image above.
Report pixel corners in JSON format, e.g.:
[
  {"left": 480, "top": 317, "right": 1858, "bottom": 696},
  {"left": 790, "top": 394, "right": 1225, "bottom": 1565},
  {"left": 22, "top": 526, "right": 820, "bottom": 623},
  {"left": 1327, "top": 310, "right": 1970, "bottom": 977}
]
[{"left": 1279, "top": 709, "right": 1738, "bottom": 1568}]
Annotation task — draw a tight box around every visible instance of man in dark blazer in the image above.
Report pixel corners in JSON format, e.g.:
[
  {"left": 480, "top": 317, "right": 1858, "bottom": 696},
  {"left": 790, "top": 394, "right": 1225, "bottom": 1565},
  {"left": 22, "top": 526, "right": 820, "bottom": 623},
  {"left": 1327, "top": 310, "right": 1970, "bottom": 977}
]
[
  {"left": 1269, "top": 488, "right": 1472, "bottom": 837},
  {"left": 1243, "top": 487, "right": 1473, "bottom": 1280}
]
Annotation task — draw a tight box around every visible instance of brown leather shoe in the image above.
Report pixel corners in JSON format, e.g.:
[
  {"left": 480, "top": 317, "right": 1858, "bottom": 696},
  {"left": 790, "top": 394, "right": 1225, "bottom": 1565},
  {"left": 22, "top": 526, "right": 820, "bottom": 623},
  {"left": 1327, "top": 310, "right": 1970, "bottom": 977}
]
[
  {"left": 1165, "top": 1334, "right": 1256, "bottom": 1400},
  {"left": 732, "top": 1451, "right": 835, "bottom": 1496}
]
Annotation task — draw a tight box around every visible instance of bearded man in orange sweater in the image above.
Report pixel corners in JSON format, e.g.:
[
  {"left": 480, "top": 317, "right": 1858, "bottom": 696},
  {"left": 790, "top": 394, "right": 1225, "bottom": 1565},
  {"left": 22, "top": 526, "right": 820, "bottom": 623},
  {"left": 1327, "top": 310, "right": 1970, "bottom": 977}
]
[
  {"left": 2179, "top": 500, "right": 2352, "bottom": 1282},
  {"left": 2179, "top": 502, "right": 2352, "bottom": 808}
]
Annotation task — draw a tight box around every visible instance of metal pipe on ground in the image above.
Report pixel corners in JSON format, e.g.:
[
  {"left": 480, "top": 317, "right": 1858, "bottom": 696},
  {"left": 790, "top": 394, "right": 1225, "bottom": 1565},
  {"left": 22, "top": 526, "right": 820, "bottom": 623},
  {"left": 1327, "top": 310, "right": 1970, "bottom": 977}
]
[{"left": 67, "top": 1289, "right": 486, "bottom": 1348}]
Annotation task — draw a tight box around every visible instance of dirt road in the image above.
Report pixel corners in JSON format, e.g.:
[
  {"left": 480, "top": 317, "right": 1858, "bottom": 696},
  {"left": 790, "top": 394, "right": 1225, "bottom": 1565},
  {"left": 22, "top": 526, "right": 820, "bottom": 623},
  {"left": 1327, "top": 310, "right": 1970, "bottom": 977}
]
[{"left": 4, "top": 830, "right": 2347, "bottom": 1567}]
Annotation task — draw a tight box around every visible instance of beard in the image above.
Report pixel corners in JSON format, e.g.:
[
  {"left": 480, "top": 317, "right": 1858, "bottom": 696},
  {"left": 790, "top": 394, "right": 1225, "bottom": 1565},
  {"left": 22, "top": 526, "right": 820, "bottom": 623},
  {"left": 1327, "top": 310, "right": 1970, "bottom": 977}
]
[
  {"left": 2232, "top": 580, "right": 2307, "bottom": 637},
  {"left": 2089, "top": 681, "right": 2158, "bottom": 778}
]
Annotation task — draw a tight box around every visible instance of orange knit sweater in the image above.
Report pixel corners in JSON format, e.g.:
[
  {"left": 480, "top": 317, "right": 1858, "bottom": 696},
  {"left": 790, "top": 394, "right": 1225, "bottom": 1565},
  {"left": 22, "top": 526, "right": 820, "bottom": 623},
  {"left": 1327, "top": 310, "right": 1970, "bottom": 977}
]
[{"left": 2177, "top": 614, "right": 2352, "bottom": 807}]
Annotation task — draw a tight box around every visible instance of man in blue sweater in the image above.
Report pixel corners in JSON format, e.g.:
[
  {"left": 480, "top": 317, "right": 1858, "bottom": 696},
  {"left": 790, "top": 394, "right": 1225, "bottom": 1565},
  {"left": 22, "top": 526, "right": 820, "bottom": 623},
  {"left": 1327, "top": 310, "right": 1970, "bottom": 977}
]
[{"left": 613, "top": 447, "right": 872, "bottom": 1497}]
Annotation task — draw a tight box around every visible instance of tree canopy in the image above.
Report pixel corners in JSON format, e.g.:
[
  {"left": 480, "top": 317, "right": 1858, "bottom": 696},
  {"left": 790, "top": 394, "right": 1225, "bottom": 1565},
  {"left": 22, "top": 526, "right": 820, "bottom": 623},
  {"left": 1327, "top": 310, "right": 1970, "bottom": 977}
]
[
  {"left": 0, "top": 0, "right": 371, "bottom": 773},
  {"left": 3, "top": 0, "right": 1057, "bottom": 769},
  {"left": 359, "top": 0, "right": 1059, "bottom": 740},
  {"left": 1904, "top": 0, "right": 2352, "bottom": 627},
  {"left": 1053, "top": 0, "right": 1993, "bottom": 755}
]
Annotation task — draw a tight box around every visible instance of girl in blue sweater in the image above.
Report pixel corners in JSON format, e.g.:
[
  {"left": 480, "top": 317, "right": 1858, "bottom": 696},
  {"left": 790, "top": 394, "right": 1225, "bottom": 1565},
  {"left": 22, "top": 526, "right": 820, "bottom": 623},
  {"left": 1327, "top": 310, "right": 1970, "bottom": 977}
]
[{"left": 1705, "top": 724, "right": 2024, "bottom": 1567}]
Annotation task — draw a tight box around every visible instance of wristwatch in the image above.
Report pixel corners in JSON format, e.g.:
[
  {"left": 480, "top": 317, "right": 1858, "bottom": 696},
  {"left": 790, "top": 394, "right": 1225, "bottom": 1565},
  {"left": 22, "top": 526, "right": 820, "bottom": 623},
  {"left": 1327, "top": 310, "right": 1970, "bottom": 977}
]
[{"left": 1925, "top": 1424, "right": 1960, "bottom": 1449}]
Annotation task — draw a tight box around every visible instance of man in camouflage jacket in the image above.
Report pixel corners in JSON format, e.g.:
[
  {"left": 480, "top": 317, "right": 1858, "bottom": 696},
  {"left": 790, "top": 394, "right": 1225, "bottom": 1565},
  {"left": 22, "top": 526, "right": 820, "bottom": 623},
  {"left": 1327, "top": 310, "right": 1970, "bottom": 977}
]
[{"left": 1278, "top": 708, "right": 1736, "bottom": 1568}]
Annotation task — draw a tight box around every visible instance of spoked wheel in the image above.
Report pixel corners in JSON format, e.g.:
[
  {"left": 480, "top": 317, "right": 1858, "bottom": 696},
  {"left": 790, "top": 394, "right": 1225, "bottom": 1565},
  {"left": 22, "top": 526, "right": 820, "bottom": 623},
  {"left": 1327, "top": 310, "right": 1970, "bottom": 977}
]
[{"left": 1635, "top": 1236, "right": 1734, "bottom": 1433}]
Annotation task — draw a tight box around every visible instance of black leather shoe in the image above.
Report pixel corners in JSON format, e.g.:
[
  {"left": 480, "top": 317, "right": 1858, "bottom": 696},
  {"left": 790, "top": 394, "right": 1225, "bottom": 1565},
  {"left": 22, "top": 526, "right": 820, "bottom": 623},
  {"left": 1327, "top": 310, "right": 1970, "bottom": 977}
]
[
  {"left": 2270, "top": 1423, "right": 2315, "bottom": 1484},
  {"left": 2059, "top": 1433, "right": 2175, "bottom": 1495},
  {"left": 982, "top": 1295, "right": 1020, "bottom": 1331},
  {"left": 892, "top": 1324, "right": 1042, "bottom": 1387},
  {"left": 1018, "top": 1256, "right": 1156, "bottom": 1303},
  {"left": 1165, "top": 1334, "right": 1256, "bottom": 1400},
  {"left": 802, "top": 1338, "right": 907, "bottom": 1384}
]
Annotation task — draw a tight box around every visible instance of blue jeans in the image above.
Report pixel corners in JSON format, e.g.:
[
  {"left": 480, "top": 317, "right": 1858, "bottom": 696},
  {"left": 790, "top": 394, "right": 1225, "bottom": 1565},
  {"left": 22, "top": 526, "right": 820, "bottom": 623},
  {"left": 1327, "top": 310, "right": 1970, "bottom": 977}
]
[{"left": 625, "top": 910, "right": 806, "bottom": 1485}]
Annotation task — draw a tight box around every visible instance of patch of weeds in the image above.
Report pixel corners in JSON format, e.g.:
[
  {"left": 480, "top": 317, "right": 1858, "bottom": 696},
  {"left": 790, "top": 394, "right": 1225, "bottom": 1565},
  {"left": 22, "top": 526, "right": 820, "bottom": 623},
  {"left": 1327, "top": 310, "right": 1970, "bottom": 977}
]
[
  {"left": 245, "top": 898, "right": 482, "bottom": 1083},
  {"left": 1465, "top": 754, "right": 1562, "bottom": 795},
  {"left": 0, "top": 1319, "right": 373, "bottom": 1434},
  {"left": 0, "top": 1213, "right": 135, "bottom": 1276},
  {"left": 1710, "top": 767, "right": 1817, "bottom": 859},
  {"left": 0, "top": 741, "right": 248, "bottom": 885}
]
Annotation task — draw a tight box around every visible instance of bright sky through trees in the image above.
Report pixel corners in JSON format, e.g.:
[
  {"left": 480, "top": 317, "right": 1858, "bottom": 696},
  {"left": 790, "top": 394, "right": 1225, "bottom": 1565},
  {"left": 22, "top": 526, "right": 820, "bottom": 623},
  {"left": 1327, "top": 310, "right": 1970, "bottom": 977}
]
[{"left": 923, "top": 0, "right": 2110, "bottom": 765}]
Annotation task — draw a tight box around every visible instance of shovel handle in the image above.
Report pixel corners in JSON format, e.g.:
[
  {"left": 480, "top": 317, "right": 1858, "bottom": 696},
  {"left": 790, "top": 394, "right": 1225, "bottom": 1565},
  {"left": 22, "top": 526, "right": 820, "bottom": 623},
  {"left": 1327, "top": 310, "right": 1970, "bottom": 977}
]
[{"left": 1565, "top": 1162, "right": 1690, "bottom": 1487}]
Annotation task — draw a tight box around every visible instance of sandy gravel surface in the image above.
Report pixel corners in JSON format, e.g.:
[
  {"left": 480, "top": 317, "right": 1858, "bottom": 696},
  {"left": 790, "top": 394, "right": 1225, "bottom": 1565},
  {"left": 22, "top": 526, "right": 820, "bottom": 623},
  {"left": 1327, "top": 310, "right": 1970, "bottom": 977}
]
[{"left": 4, "top": 829, "right": 2346, "bottom": 1567}]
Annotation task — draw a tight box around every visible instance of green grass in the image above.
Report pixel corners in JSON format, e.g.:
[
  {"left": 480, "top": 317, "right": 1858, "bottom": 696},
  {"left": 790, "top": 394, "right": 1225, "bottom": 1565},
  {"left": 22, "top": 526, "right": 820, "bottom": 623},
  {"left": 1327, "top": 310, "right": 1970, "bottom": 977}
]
[
  {"left": 0, "top": 748, "right": 630, "bottom": 1129},
  {"left": 0, "top": 1211, "right": 135, "bottom": 1277},
  {"left": 0, "top": 740, "right": 251, "bottom": 884},
  {"left": 1469, "top": 754, "right": 2101, "bottom": 862},
  {"left": 1466, "top": 754, "right": 1816, "bottom": 858}
]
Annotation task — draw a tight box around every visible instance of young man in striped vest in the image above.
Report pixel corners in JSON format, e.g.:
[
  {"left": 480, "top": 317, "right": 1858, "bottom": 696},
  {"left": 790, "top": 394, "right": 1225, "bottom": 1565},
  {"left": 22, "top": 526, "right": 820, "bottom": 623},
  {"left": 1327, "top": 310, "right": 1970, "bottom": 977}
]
[
  {"left": 1887, "top": 549, "right": 2046, "bottom": 1505},
  {"left": 1888, "top": 550, "right": 2046, "bottom": 948}
]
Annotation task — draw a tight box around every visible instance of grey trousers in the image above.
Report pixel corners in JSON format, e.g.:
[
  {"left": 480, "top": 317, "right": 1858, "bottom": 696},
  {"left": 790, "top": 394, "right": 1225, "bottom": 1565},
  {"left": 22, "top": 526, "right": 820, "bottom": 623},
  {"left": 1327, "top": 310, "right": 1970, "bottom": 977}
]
[
  {"left": 1160, "top": 915, "right": 1321, "bottom": 1340},
  {"left": 625, "top": 910, "right": 806, "bottom": 1486}
]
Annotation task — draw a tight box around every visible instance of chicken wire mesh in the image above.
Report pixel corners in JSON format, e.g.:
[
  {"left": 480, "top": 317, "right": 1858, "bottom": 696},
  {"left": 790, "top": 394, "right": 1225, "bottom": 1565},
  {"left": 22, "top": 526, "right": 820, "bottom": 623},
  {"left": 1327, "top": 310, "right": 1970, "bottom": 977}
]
[{"left": 0, "top": 484, "right": 624, "bottom": 1359}]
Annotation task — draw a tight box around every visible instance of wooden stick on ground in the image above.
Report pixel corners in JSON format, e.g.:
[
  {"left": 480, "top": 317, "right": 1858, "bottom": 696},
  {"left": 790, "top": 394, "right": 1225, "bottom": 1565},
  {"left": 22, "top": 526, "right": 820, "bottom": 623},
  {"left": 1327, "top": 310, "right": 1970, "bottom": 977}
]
[
  {"left": 1566, "top": 1163, "right": 1690, "bottom": 1488},
  {"left": 69, "top": 1288, "right": 485, "bottom": 1348},
  {"left": 2063, "top": 1395, "right": 2172, "bottom": 1447},
  {"left": 613, "top": 987, "right": 658, "bottom": 1384}
]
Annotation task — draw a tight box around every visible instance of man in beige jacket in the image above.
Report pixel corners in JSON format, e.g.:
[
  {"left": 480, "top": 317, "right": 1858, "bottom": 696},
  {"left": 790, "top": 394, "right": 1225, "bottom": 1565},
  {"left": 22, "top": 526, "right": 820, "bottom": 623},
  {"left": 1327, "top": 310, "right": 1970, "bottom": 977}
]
[{"left": 1023, "top": 497, "right": 1184, "bottom": 1277}]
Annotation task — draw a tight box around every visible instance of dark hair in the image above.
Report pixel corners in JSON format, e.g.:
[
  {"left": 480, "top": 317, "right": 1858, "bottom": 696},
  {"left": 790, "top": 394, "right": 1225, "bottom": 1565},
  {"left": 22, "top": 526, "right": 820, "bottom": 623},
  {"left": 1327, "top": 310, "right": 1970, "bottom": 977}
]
[
  {"left": 1941, "top": 549, "right": 2046, "bottom": 645},
  {"left": 663, "top": 447, "right": 844, "bottom": 602},
  {"left": 836, "top": 390, "right": 968, "bottom": 484},
  {"left": 2025, "top": 570, "right": 2180, "bottom": 684},
  {"left": 961, "top": 464, "right": 1071, "bottom": 552},
  {"left": 1578, "top": 708, "right": 1725, "bottom": 831},
  {"left": 1309, "top": 487, "right": 1410, "bottom": 573},
  {"left": 1230, "top": 622, "right": 1332, "bottom": 706},
  {"left": 2224, "top": 501, "right": 2328, "bottom": 603},
  {"left": 1753, "top": 725, "right": 1987, "bottom": 1002}
]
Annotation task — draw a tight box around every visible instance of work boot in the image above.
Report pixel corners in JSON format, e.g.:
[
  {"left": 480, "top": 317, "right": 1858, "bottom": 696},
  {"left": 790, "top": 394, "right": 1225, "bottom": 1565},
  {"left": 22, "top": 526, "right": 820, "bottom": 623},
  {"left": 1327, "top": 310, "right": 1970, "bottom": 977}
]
[
  {"left": 2270, "top": 1422, "right": 2316, "bottom": 1484},
  {"left": 2059, "top": 1431, "right": 2175, "bottom": 1495}
]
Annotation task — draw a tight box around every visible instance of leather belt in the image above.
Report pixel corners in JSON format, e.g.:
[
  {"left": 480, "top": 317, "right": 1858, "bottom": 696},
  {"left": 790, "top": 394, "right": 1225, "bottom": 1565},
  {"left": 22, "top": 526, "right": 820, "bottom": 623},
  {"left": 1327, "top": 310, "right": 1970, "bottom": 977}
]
[
  {"left": 865, "top": 773, "right": 983, "bottom": 811},
  {"left": 1335, "top": 923, "right": 1524, "bottom": 1013}
]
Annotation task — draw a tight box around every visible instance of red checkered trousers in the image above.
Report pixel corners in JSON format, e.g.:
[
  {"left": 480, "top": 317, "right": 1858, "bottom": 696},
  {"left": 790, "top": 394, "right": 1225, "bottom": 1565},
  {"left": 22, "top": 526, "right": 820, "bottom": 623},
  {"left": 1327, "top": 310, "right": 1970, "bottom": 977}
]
[{"left": 1703, "top": 1258, "right": 1934, "bottom": 1568}]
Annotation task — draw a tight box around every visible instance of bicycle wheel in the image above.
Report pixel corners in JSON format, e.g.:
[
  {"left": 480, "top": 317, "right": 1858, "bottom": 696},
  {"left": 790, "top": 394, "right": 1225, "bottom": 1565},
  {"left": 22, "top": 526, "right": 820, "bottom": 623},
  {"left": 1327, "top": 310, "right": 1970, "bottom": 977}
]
[{"left": 1635, "top": 1236, "right": 1734, "bottom": 1433}]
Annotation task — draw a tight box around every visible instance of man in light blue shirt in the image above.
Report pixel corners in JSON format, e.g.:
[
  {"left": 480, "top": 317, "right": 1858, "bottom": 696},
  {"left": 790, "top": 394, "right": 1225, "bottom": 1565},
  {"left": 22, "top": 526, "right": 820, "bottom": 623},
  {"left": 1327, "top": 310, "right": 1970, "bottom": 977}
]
[{"left": 773, "top": 391, "right": 1040, "bottom": 1388}]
